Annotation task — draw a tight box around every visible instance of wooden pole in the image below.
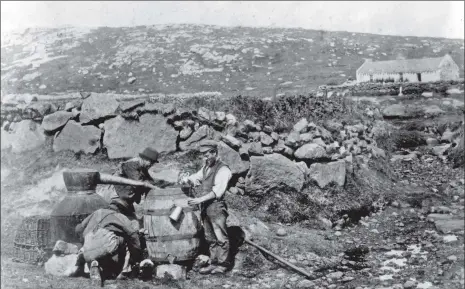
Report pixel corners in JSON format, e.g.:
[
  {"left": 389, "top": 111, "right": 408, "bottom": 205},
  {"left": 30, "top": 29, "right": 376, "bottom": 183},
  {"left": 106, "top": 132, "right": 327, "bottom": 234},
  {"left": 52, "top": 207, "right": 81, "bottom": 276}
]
[{"left": 244, "top": 238, "right": 314, "bottom": 279}]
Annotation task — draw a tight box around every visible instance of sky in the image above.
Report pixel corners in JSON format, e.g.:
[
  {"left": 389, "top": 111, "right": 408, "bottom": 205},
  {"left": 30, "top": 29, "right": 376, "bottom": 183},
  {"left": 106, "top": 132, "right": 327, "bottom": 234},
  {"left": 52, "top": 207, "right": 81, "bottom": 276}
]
[{"left": 1, "top": 1, "right": 464, "bottom": 39}]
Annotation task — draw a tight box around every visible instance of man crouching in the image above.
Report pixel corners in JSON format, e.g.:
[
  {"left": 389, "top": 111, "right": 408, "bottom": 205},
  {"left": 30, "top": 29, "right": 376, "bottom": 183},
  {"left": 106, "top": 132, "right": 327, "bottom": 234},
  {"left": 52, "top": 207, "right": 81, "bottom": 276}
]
[{"left": 75, "top": 201, "right": 153, "bottom": 286}]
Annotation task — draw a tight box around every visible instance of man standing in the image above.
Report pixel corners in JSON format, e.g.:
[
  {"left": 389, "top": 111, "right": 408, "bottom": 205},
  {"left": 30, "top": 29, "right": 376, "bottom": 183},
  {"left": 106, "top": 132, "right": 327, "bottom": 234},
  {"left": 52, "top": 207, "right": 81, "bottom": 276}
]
[{"left": 182, "top": 140, "right": 232, "bottom": 275}]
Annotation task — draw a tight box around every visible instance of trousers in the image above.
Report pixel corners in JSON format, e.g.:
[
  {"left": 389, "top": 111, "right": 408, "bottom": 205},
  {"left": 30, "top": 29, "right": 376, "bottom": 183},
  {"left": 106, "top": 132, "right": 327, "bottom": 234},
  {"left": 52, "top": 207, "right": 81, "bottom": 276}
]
[{"left": 202, "top": 200, "right": 230, "bottom": 267}]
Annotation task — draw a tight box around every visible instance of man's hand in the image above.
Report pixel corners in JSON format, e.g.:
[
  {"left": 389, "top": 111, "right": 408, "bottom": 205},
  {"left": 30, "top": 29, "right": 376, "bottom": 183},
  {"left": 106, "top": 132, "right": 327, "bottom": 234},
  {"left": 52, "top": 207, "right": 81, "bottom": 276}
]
[{"left": 187, "top": 198, "right": 202, "bottom": 206}]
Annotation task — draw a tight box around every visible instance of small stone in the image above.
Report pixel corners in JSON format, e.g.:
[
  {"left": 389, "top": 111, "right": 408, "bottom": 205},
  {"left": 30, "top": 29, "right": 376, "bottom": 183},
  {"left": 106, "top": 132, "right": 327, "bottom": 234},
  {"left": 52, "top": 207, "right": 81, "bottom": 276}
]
[
  {"left": 276, "top": 228, "right": 287, "bottom": 237},
  {"left": 326, "top": 271, "right": 343, "bottom": 279},
  {"left": 447, "top": 255, "right": 457, "bottom": 262},
  {"left": 403, "top": 280, "right": 416, "bottom": 289},
  {"left": 297, "top": 279, "right": 315, "bottom": 288},
  {"left": 341, "top": 276, "right": 354, "bottom": 282},
  {"left": 391, "top": 201, "right": 400, "bottom": 208},
  {"left": 443, "top": 235, "right": 458, "bottom": 243},
  {"left": 335, "top": 231, "right": 342, "bottom": 236}
]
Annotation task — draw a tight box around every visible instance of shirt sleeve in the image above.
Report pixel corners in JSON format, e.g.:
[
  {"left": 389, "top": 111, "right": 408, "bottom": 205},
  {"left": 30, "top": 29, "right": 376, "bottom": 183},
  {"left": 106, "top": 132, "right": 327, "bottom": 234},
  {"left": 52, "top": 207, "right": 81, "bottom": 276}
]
[{"left": 212, "top": 166, "right": 232, "bottom": 199}]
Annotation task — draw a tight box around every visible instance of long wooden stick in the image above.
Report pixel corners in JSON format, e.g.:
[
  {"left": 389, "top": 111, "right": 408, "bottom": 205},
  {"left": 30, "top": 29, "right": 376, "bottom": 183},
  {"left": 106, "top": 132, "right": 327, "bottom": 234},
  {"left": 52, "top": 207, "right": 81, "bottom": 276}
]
[
  {"left": 98, "top": 173, "right": 159, "bottom": 190},
  {"left": 244, "top": 238, "right": 314, "bottom": 279}
]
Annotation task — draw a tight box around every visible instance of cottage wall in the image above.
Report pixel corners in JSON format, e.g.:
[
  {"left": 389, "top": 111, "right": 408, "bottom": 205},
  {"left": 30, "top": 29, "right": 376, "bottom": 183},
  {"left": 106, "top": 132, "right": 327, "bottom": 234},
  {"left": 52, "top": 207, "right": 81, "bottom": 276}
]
[
  {"left": 439, "top": 57, "right": 460, "bottom": 80},
  {"left": 357, "top": 70, "right": 441, "bottom": 83}
]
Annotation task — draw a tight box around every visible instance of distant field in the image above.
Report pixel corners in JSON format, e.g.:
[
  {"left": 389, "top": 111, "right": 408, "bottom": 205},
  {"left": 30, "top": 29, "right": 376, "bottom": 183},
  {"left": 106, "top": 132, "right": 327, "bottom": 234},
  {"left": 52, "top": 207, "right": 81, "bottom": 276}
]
[{"left": 1, "top": 24, "right": 464, "bottom": 98}]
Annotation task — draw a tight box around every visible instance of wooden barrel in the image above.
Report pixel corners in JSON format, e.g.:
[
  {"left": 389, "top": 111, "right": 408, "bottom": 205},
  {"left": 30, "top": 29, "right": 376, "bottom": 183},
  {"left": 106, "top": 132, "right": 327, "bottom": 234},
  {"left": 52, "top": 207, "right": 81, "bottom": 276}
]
[{"left": 143, "top": 187, "right": 201, "bottom": 263}]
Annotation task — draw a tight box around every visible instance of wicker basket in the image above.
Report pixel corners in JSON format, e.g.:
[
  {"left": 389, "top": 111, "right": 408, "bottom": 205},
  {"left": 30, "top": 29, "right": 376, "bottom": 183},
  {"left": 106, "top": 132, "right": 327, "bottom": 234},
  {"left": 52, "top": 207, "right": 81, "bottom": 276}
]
[{"left": 13, "top": 215, "right": 52, "bottom": 264}]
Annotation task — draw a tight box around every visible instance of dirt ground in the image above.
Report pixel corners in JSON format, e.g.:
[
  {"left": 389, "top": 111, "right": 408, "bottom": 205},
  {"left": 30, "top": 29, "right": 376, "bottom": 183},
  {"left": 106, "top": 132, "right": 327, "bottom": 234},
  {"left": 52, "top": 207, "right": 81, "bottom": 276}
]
[{"left": 1, "top": 110, "right": 464, "bottom": 289}]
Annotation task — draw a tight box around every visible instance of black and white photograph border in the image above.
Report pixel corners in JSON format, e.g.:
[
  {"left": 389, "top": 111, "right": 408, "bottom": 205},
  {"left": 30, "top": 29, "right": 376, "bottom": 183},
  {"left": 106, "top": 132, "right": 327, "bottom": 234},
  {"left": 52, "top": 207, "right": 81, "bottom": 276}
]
[{"left": 1, "top": 1, "right": 464, "bottom": 289}]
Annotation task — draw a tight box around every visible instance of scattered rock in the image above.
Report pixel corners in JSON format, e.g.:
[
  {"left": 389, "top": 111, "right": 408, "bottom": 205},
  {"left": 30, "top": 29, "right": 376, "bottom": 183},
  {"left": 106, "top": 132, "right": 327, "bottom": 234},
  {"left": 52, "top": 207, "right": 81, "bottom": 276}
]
[
  {"left": 53, "top": 120, "right": 101, "bottom": 154},
  {"left": 293, "top": 118, "right": 309, "bottom": 133},
  {"left": 179, "top": 125, "right": 219, "bottom": 151},
  {"left": 127, "top": 77, "right": 137, "bottom": 84},
  {"left": 326, "top": 271, "right": 343, "bottom": 279},
  {"left": 308, "top": 160, "right": 346, "bottom": 188},
  {"left": 297, "top": 280, "right": 315, "bottom": 289},
  {"left": 41, "top": 111, "right": 74, "bottom": 133},
  {"left": 276, "top": 228, "right": 287, "bottom": 237},
  {"left": 248, "top": 142, "right": 264, "bottom": 156},
  {"left": 179, "top": 126, "right": 194, "bottom": 140},
  {"left": 222, "top": 134, "right": 242, "bottom": 150},
  {"left": 260, "top": 132, "right": 275, "bottom": 146},
  {"left": 382, "top": 104, "right": 408, "bottom": 118}
]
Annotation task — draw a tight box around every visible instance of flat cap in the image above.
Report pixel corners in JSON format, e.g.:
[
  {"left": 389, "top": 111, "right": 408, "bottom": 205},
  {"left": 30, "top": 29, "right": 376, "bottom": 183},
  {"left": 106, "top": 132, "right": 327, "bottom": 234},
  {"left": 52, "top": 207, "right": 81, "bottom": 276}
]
[
  {"left": 198, "top": 140, "right": 218, "bottom": 152},
  {"left": 139, "top": 147, "right": 159, "bottom": 163}
]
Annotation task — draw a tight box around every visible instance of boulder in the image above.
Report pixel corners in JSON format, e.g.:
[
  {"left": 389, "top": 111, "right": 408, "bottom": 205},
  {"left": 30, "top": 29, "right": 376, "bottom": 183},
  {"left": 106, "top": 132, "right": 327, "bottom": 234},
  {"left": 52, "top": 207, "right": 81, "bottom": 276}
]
[
  {"left": 435, "top": 219, "right": 464, "bottom": 234},
  {"left": 1, "top": 120, "right": 46, "bottom": 153},
  {"left": 285, "top": 131, "right": 301, "bottom": 148},
  {"left": 312, "top": 137, "right": 327, "bottom": 147},
  {"left": 243, "top": 120, "right": 259, "bottom": 132},
  {"left": 179, "top": 126, "right": 193, "bottom": 140},
  {"left": 221, "top": 134, "right": 242, "bottom": 150},
  {"left": 245, "top": 154, "right": 305, "bottom": 196},
  {"left": 117, "top": 99, "right": 145, "bottom": 113},
  {"left": 263, "top": 147, "right": 274, "bottom": 154},
  {"left": 155, "top": 264, "right": 186, "bottom": 280},
  {"left": 45, "top": 254, "right": 80, "bottom": 277},
  {"left": 424, "top": 105, "right": 444, "bottom": 117},
  {"left": 103, "top": 114, "right": 178, "bottom": 159},
  {"left": 22, "top": 102, "right": 52, "bottom": 120},
  {"left": 299, "top": 132, "right": 313, "bottom": 143},
  {"left": 225, "top": 114, "right": 237, "bottom": 126},
  {"left": 64, "top": 100, "right": 83, "bottom": 112},
  {"left": 422, "top": 92, "right": 433, "bottom": 97},
  {"left": 309, "top": 160, "right": 346, "bottom": 188},
  {"left": 248, "top": 142, "right": 264, "bottom": 156},
  {"left": 294, "top": 143, "right": 328, "bottom": 161},
  {"left": 248, "top": 131, "right": 261, "bottom": 142},
  {"left": 53, "top": 121, "right": 101, "bottom": 154},
  {"left": 41, "top": 111, "right": 74, "bottom": 133},
  {"left": 431, "top": 144, "right": 451, "bottom": 157},
  {"left": 293, "top": 118, "right": 308, "bottom": 133},
  {"left": 179, "top": 125, "right": 219, "bottom": 151},
  {"left": 197, "top": 107, "right": 213, "bottom": 120},
  {"left": 218, "top": 142, "right": 249, "bottom": 175},
  {"left": 215, "top": 111, "right": 226, "bottom": 122},
  {"left": 382, "top": 104, "right": 408, "bottom": 118},
  {"left": 426, "top": 138, "right": 439, "bottom": 146},
  {"left": 80, "top": 93, "right": 119, "bottom": 124},
  {"left": 441, "top": 129, "right": 455, "bottom": 143},
  {"left": 323, "top": 120, "right": 344, "bottom": 134},
  {"left": 260, "top": 132, "right": 275, "bottom": 146}
]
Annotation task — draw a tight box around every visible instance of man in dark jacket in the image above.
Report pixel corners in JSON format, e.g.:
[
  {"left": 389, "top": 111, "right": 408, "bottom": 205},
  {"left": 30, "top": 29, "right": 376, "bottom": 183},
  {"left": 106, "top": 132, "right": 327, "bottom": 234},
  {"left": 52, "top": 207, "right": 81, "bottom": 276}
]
[
  {"left": 75, "top": 202, "right": 146, "bottom": 286},
  {"left": 110, "top": 147, "right": 159, "bottom": 279}
]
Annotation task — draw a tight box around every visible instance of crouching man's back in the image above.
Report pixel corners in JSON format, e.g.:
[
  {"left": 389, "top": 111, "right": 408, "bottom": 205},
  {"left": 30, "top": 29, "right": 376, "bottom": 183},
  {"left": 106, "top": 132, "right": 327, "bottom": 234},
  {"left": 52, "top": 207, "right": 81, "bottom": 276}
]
[{"left": 75, "top": 206, "right": 143, "bottom": 286}]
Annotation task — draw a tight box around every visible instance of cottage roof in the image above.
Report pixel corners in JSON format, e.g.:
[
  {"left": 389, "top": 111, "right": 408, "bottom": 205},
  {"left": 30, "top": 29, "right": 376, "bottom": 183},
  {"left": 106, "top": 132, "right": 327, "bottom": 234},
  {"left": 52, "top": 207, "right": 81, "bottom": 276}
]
[{"left": 357, "top": 56, "right": 445, "bottom": 75}]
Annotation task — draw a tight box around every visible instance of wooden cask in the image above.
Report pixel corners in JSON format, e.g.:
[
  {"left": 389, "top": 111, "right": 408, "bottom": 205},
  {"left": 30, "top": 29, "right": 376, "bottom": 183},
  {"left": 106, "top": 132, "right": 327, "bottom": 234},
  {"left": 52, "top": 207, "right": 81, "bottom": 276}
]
[{"left": 143, "top": 187, "right": 201, "bottom": 263}]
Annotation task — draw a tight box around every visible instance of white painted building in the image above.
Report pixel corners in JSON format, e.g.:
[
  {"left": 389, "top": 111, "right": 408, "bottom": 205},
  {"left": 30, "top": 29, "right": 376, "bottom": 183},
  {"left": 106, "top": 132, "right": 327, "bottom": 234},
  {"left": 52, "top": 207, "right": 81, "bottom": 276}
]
[{"left": 356, "top": 54, "right": 460, "bottom": 83}]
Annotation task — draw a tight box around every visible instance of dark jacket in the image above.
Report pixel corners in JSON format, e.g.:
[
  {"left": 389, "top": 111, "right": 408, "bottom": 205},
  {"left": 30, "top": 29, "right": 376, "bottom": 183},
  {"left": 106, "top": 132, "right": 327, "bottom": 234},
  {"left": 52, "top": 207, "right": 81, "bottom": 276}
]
[
  {"left": 113, "top": 158, "right": 153, "bottom": 201},
  {"left": 75, "top": 201, "right": 142, "bottom": 262}
]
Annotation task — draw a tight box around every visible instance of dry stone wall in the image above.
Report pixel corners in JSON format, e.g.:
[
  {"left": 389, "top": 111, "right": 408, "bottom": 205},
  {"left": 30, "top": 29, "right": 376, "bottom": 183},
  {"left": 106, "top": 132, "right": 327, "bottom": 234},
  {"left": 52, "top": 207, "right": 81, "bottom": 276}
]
[{"left": 1, "top": 92, "right": 390, "bottom": 195}]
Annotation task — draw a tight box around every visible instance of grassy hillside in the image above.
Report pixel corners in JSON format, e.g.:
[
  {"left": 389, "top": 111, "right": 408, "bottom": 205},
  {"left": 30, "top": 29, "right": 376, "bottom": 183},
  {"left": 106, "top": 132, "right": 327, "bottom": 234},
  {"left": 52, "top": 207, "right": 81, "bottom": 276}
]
[{"left": 1, "top": 24, "right": 464, "bottom": 98}]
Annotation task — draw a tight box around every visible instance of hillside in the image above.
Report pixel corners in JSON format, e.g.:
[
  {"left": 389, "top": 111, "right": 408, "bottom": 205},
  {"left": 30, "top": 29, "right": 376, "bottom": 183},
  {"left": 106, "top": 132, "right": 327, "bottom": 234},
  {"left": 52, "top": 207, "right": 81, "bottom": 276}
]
[{"left": 1, "top": 24, "right": 464, "bottom": 98}]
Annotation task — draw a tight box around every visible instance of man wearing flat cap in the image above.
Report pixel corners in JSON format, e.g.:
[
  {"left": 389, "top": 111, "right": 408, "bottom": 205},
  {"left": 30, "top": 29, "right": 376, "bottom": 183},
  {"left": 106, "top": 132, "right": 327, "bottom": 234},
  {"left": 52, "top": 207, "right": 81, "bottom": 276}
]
[
  {"left": 110, "top": 147, "right": 159, "bottom": 279},
  {"left": 181, "top": 140, "right": 232, "bottom": 275}
]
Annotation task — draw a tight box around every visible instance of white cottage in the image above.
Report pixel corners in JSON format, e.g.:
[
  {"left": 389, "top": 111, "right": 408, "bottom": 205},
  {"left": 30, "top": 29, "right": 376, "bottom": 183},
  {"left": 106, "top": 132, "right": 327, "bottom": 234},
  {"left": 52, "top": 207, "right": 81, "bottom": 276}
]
[{"left": 356, "top": 54, "right": 460, "bottom": 83}]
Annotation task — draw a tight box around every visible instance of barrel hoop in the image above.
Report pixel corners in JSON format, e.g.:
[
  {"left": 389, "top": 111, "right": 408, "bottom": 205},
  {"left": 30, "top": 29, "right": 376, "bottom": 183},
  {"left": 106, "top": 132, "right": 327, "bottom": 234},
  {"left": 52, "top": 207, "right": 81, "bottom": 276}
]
[
  {"left": 66, "top": 189, "right": 96, "bottom": 195},
  {"left": 145, "top": 234, "right": 200, "bottom": 242},
  {"left": 143, "top": 207, "right": 198, "bottom": 215}
]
